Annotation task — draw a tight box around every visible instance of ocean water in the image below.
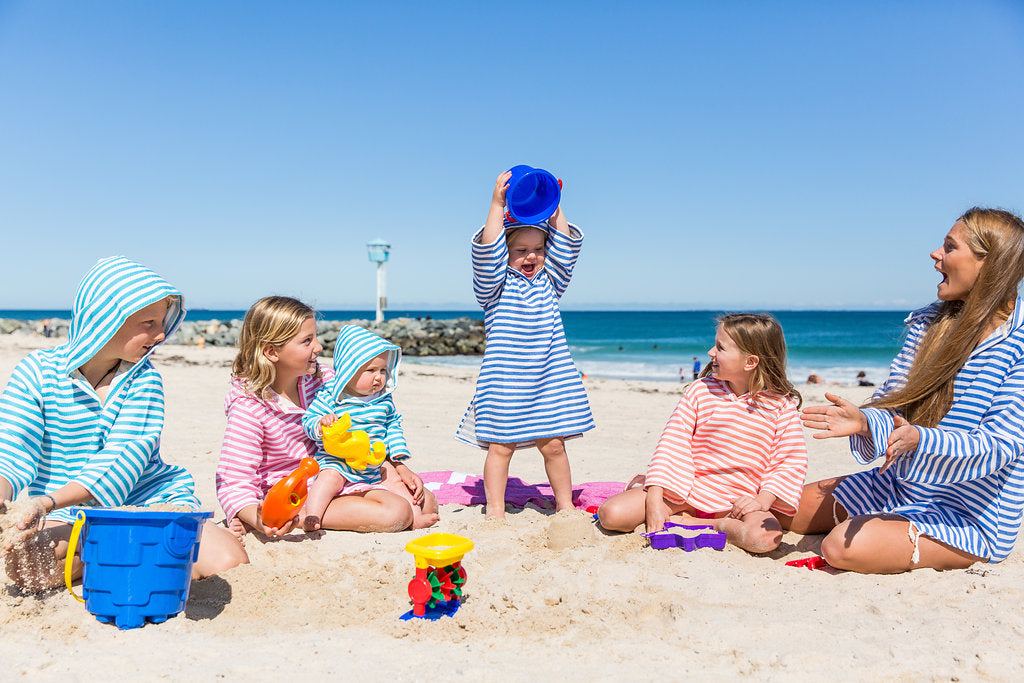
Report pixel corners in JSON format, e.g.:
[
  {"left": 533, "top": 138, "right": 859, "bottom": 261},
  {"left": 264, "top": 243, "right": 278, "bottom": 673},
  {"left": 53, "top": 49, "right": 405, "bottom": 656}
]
[{"left": 1, "top": 308, "right": 908, "bottom": 385}]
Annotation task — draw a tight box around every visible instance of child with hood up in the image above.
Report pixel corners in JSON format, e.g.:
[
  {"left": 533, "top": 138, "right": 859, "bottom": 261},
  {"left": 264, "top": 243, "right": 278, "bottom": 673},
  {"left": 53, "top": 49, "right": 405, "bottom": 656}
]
[
  {"left": 0, "top": 256, "right": 247, "bottom": 590},
  {"left": 302, "top": 325, "right": 439, "bottom": 530}
]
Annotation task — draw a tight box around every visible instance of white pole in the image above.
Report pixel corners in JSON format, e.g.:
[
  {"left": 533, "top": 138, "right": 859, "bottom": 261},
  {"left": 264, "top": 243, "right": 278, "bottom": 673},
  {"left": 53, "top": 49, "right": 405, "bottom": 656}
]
[{"left": 376, "top": 261, "right": 387, "bottom": 323}]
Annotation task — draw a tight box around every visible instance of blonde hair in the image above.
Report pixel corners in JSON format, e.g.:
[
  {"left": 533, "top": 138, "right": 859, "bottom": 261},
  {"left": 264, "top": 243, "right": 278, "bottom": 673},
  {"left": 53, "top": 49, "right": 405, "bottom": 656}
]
[
  {"left": 701, "top": 313, "right": 801, "bottom": 409},
  {"left": 869, "top": 207, "right": 1024, "bottom": 426},
  {"left": 232, "top": 296, "right": 318, "bottom": 399}
]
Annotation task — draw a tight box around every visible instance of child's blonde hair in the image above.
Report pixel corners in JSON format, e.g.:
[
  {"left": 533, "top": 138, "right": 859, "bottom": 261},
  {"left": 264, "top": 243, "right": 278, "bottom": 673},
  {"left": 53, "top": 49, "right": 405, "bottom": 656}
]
[
  {"left": 232, "top": 296, "right": 318, "bottom": 398},
  {"left": 701, "top": 313, "right": 801, "bottom": 409}
]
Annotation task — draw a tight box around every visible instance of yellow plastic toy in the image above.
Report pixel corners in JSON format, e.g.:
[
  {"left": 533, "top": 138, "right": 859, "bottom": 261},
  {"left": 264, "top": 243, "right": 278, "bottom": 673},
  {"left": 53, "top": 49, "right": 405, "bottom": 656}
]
[
  {"left": 321, "top": 413, "right": 387, "bottom": 471},
  {"left": 405, "top": 533, "right": 474, "bottom": 617}
]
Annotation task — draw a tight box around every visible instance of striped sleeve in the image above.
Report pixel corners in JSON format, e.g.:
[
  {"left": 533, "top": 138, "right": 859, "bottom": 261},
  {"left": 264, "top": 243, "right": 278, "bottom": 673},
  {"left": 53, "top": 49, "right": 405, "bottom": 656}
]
[
  {"left": 381, "top": 397, "right": 410, "bottom": 461},
  {"left": 302, "top": 388, "right": 333, "bottom": 442},
  {"left": 471, "top": 227, "right": 508, "bottom": 308},
  {"left": 544, "top": 224, "right": 584, "bottom": 299},
  {"left": 644, "top": 393, "right": 698, "bottom": 502},
  {"left": 905, "top": 360, "right": 1024, "bottom": 485},
  {"left": 216, "top": 400, "right": 268, "bottom": 521},
  {"left": 74, "top": 370, "right": 165, "bottom": 507},
  {"left": 849, "top": 308, "right": 932, "bottom": 461},
  {"left": 759, "top": 404, "right": 808, "bottom": 515},
  {"left": 0, "top": 355, "right": 46, "bottom": 496}
]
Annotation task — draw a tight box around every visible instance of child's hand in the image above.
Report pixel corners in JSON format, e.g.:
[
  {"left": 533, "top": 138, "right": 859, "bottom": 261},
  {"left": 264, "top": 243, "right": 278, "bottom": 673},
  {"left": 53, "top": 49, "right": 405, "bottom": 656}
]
[
  {"left": 492, "top": 170, "right": 512, "bottom": 208},
  {"left": 320, "top": 413, "right": 338, "bottom": 427},
  {"left": 644, "top": 487, "right": 671, "bottom": 533},
  {"left": 255, "top": 500, "right": 299, "bottom": 537},
  {"left": 395, "top": 463, "right": 424, "bottom": 505},
  {"left": 728, "top": 495, "right": 765, "bottom": 519}
]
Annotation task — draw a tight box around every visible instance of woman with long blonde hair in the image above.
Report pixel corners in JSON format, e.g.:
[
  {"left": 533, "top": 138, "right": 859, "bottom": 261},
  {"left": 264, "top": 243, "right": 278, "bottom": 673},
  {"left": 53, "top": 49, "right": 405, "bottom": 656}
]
[{"left": 788, "top": 207, "right": 1024, "bottom": 573}]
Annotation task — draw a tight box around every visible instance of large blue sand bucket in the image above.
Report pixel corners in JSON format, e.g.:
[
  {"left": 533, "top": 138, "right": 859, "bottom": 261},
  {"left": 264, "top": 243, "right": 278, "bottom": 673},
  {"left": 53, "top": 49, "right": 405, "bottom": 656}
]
[
  {"left": 65, "top": 508, "right": 211, "bottom": 629},
  {"left": 506, "top": 164, "right": 561, "bottom": 224}
]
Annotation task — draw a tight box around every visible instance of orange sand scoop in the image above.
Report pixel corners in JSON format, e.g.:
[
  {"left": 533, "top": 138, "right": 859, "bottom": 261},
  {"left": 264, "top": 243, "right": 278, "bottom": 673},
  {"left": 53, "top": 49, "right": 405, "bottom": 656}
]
[
  {"left": 322, "top": 415, "right": 387, "bottom": 471},
  {"left": 261, "top": 457, "right": 319, "bottom": 529}
]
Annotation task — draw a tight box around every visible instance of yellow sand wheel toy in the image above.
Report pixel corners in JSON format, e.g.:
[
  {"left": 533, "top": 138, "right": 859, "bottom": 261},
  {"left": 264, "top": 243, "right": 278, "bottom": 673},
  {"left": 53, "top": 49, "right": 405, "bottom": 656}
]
[{"left": 404, "top": 533, "right": 473, "bottom": 619}]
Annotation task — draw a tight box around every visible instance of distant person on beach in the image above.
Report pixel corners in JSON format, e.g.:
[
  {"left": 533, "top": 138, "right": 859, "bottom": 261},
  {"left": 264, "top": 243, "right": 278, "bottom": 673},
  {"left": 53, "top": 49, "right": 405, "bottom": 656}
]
[
  {"left": 302, "top": 325, "right": 439, "bottom": 530},
  {"left": 786, "top": 208, "right": 1024, "bottom": 573},
  {"left": 455, "top": 170, "right": 593, "bottom": 519},
  {"left": 692, "top": 356, "right": 701, "bottom": 380},
  {"left": 0, "top": 256, "right": 247, "bottom": 590},
  {"left": 217, "top": 297, "right": 420, "bottom": 538},
  {"left": 856, "top": 371, "right": 874, "bottom": 386},
  {"left": 598, "top": 313, "right": 807, "bottom": 554},
  {"left": 807, "top": 373, "right": 824, "bottom": 384}
]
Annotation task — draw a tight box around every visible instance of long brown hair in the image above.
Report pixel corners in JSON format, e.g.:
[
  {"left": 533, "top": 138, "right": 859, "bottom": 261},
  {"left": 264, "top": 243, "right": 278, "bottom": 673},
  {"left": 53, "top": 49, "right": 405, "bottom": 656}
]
[
  {"left": 701, "top": 313, "right": 802, "bottom": 409},
  {"left": 868, "top": 207, "right": 1024, "bottom": 426},
  {"left": 232, "top": 296, "right": 319, "bottom": 398}
]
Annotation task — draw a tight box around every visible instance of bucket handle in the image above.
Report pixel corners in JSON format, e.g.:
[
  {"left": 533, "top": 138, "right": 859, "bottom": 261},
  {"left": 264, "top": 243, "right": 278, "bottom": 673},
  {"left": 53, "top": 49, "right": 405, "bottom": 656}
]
[{"left": 64, "top": 510, "right": 86, "bottom": 603}]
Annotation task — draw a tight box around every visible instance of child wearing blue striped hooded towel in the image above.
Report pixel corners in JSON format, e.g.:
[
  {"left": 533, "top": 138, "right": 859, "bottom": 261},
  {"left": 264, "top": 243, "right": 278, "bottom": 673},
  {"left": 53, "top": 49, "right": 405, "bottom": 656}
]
[
  {"left": 0, "top": 256, "right": 247, "bottom": 590},
  {"left": 456, "top": 170, "right": 595, "bottom": 518}
]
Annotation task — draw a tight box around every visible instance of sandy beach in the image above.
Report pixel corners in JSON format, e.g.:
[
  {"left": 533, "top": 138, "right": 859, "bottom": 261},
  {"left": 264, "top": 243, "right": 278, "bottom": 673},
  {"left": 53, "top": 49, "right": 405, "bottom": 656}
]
[{"left": 1, "top": 333, "right": 1022, "bottom": 680}]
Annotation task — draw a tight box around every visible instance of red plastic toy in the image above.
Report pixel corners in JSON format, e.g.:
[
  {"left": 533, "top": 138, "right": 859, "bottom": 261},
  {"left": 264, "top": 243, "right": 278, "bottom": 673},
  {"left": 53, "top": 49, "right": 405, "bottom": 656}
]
[
  {"left": 261, "top": 458, "right": 319, "bottom": 529},
  {"left": 785, "top": 555, "right": 829, "bottom": 570}
]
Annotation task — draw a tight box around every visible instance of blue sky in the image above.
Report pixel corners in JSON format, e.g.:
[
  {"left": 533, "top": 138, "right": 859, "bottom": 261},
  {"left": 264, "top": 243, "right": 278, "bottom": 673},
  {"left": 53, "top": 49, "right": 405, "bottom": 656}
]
[{"left": 1, "top": 1, "right": 1022, "bottom": 311}]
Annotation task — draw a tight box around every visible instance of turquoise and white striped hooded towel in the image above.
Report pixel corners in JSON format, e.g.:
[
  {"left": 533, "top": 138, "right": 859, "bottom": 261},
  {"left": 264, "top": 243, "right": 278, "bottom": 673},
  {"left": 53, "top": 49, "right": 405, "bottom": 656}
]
[
  {"left": 303, "top": 325, "right": 409, "bottom": 484},
  {"left": 0, "top": 256, "right": 201, "bottom": 523}
]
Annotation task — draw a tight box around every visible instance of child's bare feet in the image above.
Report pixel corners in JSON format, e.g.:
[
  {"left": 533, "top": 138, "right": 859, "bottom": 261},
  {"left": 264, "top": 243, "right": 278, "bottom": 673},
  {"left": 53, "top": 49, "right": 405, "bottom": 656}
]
[
  {"left": 225, "top": 516, "right": 247, "bottom": 546},
  {"left": 485, "top": 504, "right": 506, "bottom": 520},
  {"left": 411, "top": 511, "right": 440, "bottom": 529},
  {"left": 301, "top": 514, "right": 322, "bottom": 532}
]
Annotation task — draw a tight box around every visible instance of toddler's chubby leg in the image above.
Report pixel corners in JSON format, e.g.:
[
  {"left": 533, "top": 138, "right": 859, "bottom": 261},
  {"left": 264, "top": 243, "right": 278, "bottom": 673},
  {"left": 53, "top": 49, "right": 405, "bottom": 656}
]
[
  {"left": 193, "top": 520, "right": 249, "bottom": 578},
  {"left": 302, "top": 469, "right": 346, "bottom": 532},
  {"left": 379, "top": 462, "right": 439, "bottom": 530},
  {"left": 483, "top": 442, "right": 516, "bottom": 519},
  {"left": 536, "top": 437, "right": 573, "bottom": 512}
]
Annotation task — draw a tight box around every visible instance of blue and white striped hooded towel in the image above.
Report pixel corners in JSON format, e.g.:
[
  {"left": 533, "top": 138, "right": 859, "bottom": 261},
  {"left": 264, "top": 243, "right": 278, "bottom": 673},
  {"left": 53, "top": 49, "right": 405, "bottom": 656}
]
[{"left": 0, "top": 256, "right": 201, "bottom": 523}]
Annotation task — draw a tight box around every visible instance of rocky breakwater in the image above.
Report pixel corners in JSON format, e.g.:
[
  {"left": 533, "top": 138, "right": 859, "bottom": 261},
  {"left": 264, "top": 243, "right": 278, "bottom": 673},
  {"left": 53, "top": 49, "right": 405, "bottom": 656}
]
[{"left": 167, "top": 316, "right": 485, "bottom": 357}]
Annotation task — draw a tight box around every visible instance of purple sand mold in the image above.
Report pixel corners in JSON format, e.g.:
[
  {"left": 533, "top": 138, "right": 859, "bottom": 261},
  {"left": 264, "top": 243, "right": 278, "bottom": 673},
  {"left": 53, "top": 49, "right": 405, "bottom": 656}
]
[{"left": 645, "top": 522, "right": 726, "bottom": 551}]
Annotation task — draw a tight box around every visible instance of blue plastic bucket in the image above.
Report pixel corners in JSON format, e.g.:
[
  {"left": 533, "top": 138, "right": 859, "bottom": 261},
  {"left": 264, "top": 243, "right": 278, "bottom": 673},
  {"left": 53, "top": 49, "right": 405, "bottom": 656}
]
[
  {"left": 65, "top": 508, "right": 211, "bottom": 629},
  {"left": 506, "top": 165, "right": 561, "bottom": 224}
]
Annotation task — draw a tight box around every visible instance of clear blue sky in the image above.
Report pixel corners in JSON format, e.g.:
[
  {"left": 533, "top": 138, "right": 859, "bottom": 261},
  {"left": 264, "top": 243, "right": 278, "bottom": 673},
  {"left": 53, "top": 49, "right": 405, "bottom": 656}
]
[{"left": 1, "top": 1, "right": 1022, "bottom": 311}]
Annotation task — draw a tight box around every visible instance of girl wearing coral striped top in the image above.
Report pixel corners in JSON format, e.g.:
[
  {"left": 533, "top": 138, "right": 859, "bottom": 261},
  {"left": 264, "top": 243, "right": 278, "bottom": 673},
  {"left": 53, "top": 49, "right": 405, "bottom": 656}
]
[
  {"left": 216, "top": 296, "right": 412, "bottom": 538},
  {"left": 599, "top": 314, "right": 807, "bottom": 554}
]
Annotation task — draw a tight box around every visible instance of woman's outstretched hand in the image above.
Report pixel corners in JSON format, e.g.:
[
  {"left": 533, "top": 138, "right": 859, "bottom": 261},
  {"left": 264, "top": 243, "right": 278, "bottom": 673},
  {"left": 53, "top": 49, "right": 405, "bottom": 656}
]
[{"left": 800, "top": 392, "right": 869, "bottom": 439}]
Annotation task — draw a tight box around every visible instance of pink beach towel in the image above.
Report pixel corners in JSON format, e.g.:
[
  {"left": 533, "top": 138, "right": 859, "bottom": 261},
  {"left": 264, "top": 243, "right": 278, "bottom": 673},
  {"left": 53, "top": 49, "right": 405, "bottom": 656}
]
[{"left": 419, "top": 471, "right": 624, "bottom": 511}]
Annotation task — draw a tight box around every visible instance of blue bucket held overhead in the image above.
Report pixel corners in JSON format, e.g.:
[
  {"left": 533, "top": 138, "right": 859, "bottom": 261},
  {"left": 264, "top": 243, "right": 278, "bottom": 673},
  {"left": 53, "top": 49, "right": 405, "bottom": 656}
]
[
  {"left": 65, "top": 508, "right": 211, "bottom": 630},
  {"left": 506, "top": 165, "right": 561, "bottom": 225}
]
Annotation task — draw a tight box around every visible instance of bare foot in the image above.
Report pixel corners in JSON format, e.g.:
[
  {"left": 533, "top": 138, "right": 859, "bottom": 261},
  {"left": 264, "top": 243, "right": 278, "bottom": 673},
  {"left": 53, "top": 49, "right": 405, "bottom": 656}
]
[
  {"left": 225, "top": 517, "right": 247, "bottom": 546},
  {"left": 485, "top": 504, "right": 506, "bottom": 520},
  {"left": 411, "top": 512, "right": 440, "bottom": 529},
  {"left": 301, "top": 515, "right": 322, "bottom": 532}
]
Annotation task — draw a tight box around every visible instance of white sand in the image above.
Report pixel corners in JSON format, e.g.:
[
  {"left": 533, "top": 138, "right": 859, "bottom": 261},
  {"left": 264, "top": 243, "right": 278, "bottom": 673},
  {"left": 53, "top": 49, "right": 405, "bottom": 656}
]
[{"left": 1, "top": 334, "right": 1022, "bottom": 679}]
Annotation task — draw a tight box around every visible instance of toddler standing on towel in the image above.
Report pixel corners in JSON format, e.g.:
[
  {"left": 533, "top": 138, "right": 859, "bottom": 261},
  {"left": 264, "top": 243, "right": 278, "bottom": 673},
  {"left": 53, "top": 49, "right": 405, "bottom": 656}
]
[
  {"left": 598, "top": 313, "right": 807, "bottom": 553},
  {"left": 217, "top": 297, "right": 417, "bottom": 537},
  {"left": 302, "top": 325, "right": 439, "bottom": 530},
  {"left": 455, "top": 170, "right": 594, "bottom": 518}
]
